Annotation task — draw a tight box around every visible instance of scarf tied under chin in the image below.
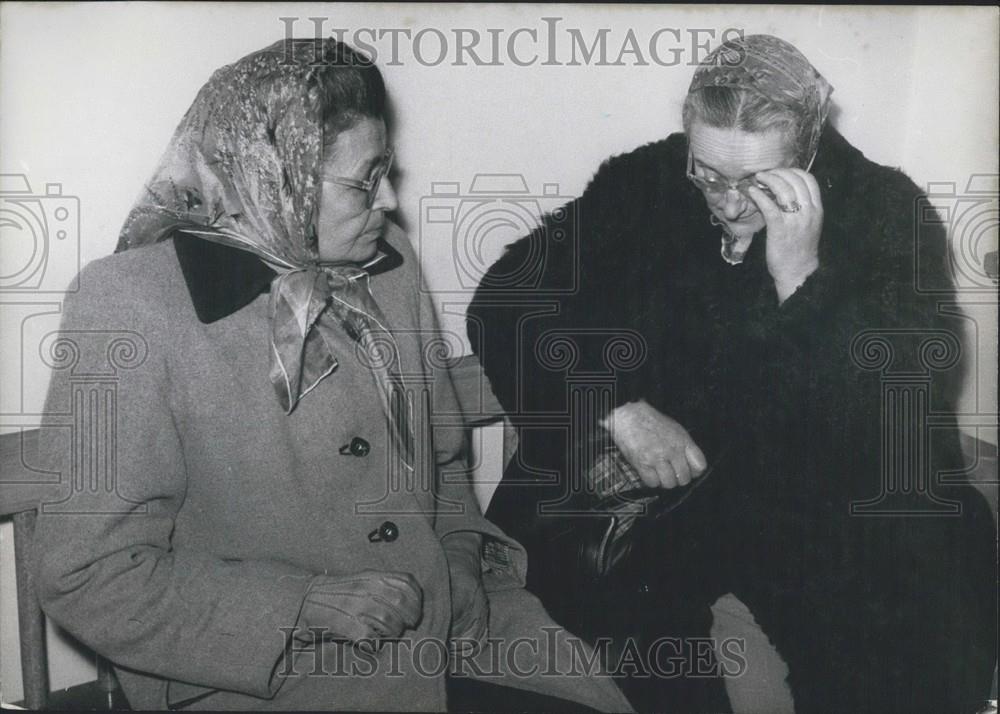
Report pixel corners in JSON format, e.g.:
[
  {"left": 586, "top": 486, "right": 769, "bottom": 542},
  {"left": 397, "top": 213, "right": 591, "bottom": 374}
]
[{"left": 269, "top": 263, "right": 414, "bottom": 468}]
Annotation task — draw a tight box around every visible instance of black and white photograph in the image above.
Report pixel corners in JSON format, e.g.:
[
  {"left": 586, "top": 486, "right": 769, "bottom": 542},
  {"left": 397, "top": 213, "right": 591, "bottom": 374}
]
[{"left": 1, "top": 4, "right": 997, "bottom": 712}]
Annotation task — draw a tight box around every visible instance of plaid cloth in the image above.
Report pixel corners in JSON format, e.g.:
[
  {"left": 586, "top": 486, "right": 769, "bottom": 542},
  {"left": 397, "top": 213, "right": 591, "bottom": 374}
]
[
  {"left": 574, "top": 441, "right": 659, "bottom": 576},
  {"left": 577, "top": 439, "right": 710, "bottom": 577},
  {"left": 587, "top": 443, "right": 652, "bottom": 502}
]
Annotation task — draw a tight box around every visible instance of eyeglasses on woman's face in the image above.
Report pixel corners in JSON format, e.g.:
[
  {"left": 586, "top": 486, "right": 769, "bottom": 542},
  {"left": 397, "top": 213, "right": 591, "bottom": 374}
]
[
  {"left": 322, "top": 146, "right": 395, "bottom": 209},
  {"left": 686, "top": 150, "right": 778, "bottom": 201},
  {"left": 685, "top": 147, "right": 816, "bottom": 202}
]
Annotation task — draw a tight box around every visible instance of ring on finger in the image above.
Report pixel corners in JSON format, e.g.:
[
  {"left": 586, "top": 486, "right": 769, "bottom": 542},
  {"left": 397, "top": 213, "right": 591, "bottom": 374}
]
[{"left": 780, "top": 200, "right": 801, "bottom": 213}]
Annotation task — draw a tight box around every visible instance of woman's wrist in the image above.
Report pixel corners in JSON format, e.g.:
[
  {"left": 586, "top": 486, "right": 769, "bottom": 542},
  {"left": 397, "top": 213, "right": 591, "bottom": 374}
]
[{"left": 773, "top": 258, "right": 820, "bottom": 304}]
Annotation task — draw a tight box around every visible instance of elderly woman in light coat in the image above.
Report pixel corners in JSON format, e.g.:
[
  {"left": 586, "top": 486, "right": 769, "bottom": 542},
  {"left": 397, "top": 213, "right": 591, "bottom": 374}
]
[{"left": 33, "top": 38, "right": 632, "bottom": 713}]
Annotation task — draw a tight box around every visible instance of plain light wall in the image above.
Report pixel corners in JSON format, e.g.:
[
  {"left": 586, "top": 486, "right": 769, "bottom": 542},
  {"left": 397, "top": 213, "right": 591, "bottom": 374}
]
[{"left": 1, "top": 2, "right": 997, "bottom": 703}]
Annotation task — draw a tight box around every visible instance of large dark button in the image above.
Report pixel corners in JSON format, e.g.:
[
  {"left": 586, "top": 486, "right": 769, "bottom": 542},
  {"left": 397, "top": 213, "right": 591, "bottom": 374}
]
[
  {"left": 339, "top": 437, "right": 371, "bottom": 457},
  {"left": 368, "top": 521, "right": 399, "bottom": 543}
]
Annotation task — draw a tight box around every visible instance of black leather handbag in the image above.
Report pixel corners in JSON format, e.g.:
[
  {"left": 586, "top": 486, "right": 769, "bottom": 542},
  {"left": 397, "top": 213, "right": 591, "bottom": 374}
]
[{"left": 538, "top": 439, "right": 713, "bottom": 583}]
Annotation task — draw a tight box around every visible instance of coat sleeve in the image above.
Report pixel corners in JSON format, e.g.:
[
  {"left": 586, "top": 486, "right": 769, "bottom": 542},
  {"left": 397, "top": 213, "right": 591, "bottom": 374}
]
[
  {"left": 33, "top": 258, "right": 314, "bottom": 700},
  {"left": 465, "top": 139, "right": 692, "bottom": 561},
  {"left": 739, "top": 165, "right": 997, "bottom": 709},
  {"left": 466, "top": 141, "right": 674, "bottom": 423},
  {"left": 738, "top": 163, "right": 972, "bottom": 490},
  {"left": 749, "top": 163, "right": 960, "bottom": 368}
]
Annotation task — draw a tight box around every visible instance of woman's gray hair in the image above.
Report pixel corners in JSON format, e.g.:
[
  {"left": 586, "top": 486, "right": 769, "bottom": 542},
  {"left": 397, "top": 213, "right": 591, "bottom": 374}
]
[{"left": 682, "top": 87, "right": 802, "bottom": 154}]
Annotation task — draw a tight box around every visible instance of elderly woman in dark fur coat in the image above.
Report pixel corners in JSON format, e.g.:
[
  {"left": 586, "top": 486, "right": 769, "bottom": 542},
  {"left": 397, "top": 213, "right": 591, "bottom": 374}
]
[{"left": 468, "top": 34, "right": 997, "bottom": 714}]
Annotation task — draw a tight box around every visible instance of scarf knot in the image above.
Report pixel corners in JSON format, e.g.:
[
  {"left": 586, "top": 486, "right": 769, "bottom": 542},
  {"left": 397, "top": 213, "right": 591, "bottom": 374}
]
[{"left": 268, "top": 262, "right": 414, "bottom": 465}]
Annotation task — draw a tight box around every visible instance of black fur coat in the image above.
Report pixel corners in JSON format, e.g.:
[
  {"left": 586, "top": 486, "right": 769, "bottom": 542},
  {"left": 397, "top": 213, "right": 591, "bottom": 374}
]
[{"left": 467, "top": 127, "right": 996, "bottom": 713}]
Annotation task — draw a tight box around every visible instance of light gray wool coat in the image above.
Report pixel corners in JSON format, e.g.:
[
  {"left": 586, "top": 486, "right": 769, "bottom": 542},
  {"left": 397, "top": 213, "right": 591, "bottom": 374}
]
[{"left": 33, "top": 225, "right": 631, "bottom": 712}]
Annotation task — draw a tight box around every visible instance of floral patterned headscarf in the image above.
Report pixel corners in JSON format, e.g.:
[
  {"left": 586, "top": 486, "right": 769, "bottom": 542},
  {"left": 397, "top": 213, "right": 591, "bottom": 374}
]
[
  {"left": 116, "top": 38, "right": 391, "bottom": 414},
  {"left": 688, "top": 34, "right": 834, "bottom": 168}
]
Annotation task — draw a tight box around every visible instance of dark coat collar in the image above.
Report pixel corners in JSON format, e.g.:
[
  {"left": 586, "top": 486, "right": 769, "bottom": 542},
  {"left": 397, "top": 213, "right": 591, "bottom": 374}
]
[
  {"left": 172, "top": 231, "right": 402, "bottom": 324},
  {"left": 809, "top": 124, "right": 860, "bottom": 194},
  {"left": 172, "top": 231, "right": 278, "bottom": 324}
]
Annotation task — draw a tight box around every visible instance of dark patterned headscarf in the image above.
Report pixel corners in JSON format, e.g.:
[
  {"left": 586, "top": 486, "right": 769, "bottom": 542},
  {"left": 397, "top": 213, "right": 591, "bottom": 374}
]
[
  {"left": 688, "top": 34, "right": 834, "bottom": 167},
  {"left": 116, "top": 38, "right": 392, "bottom": 414}
]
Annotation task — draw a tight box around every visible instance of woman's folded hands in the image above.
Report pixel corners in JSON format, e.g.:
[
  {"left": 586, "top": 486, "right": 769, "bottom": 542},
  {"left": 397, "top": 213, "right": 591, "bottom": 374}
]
[{"left": 293, "top": 570, "right": 424, "bottom": 649}]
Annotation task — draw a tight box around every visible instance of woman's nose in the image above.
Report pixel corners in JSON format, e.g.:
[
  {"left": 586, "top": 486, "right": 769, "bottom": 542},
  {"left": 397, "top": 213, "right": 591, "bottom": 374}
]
[
  {"left": 372, "top": 177, "right": 398, "bottom": 213},
  {"left": 721, "top": 189, "right": 746, "bottom": 220}
]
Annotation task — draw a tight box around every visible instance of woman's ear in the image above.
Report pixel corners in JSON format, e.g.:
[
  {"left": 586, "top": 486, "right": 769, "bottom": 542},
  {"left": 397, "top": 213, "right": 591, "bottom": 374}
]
[{"left": 815, "top": 75, "right": 834, "bottom": 125}]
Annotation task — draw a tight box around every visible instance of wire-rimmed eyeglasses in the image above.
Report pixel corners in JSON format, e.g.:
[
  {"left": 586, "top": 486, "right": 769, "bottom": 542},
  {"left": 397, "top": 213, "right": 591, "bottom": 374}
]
[
  {"left": 685, "top": 148, "right": 816, "bottom": 201},
  {"left": 323, "top": 147, "right": 395, "bottom": 209}
]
